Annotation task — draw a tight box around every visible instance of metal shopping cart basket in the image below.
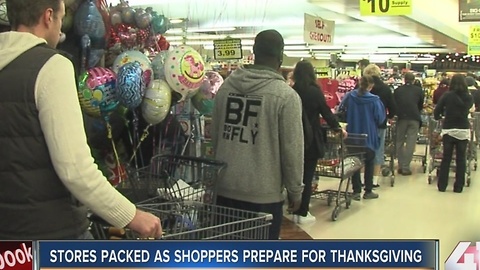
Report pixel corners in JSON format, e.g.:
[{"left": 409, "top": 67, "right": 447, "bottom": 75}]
[
  {"left": 116, "top": 155, "right": 227, "bottom": 204},
  {"left": 413, "top": 112, "right": 430, "bottom": 173},
  {"left": 382, "top": 118, "right": 396, "bottom": 187},
  {"left": 89, "top": 202, "right": 273, "bottom": 240},
  {"left": 312, "top": 130, "right": 367, "bottom": 221}
]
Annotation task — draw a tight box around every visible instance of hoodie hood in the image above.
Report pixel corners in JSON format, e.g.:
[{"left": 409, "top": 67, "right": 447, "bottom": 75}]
[
  {"left": 349, "top": 89, "right": 379, "bottom": 105},
  {"left": 223, "top": 65, "right": 285, "bottom": 94},
  {"left": 0, "top": 32, "right": 47, "bottom": 71}
]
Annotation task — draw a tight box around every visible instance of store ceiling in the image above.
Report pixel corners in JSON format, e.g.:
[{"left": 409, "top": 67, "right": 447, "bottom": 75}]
[{"left": 123, "top": 0, "right": 468, "bottom": 57}]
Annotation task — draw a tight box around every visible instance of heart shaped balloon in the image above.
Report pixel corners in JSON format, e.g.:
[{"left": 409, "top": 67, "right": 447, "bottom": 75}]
[
  {"left": 141, "top": 79, "right": 172, "bottom": 125},
  {"left": 191, "top": 71, "right": 224, "bottom": 115}
]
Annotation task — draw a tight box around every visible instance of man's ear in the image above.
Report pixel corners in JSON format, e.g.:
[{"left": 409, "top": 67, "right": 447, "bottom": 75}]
[{"left": 42, "top": 8, "right": 54, "bottom": 28}]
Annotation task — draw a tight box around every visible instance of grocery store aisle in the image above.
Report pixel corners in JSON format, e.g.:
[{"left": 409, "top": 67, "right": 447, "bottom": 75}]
[{"left": 286, "top": 149, "right": 479, "bottom": 269}]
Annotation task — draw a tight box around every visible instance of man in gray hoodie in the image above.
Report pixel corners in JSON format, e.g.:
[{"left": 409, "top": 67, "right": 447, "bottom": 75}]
[{"left": 211, "top": 29, "right": 304, "bottom": 240}]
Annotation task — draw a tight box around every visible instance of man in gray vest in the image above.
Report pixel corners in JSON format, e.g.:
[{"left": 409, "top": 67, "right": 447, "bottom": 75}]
[{"left": 0, "top": 0, "right": 162, "bottom": 239}]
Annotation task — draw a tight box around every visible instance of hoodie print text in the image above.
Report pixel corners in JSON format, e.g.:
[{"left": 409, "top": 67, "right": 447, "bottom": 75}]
[{"left": 223, "top": 93, "right": 262, "bottom": 145}]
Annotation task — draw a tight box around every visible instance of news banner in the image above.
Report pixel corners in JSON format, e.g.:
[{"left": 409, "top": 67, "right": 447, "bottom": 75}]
[{"left": 2, "top": 240, "right": 480, "bottom": 270}]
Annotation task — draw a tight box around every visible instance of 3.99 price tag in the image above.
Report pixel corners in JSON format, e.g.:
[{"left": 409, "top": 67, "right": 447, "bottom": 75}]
[
  {"left": 360, "top": 0, "right": 412, "bottom": 16},
  {"left": 213, "top": 39, "right": 243, "bottom": 60}
]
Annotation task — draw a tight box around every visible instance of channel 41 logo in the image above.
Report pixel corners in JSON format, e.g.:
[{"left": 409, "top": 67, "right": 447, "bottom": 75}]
[{"left": 446, "top": 242, "right": 480, "bottom": 270}]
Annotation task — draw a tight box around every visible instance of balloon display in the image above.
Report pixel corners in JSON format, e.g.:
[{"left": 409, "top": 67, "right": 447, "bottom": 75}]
[{"left": 112, "top": 50, "right": 153, "bottom": 87}]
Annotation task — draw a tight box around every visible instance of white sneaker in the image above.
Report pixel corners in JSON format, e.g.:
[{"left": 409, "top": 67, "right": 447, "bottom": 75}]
[{"left": 295, "top": 212, "right": 316, "bottom": 224}]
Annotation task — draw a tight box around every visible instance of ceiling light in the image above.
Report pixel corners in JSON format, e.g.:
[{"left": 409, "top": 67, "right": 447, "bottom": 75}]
[{"left": 169, "top": 19, "right": 185, "bottom": 24}]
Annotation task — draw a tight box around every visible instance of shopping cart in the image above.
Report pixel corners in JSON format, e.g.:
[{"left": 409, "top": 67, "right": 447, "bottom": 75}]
[
  {"left": 89, "top": 201, "right": 273, "bottom": 240},
  {"left": 382, "top": 118, "right": 396, "bottom": 187},
  {"left": 413, "top": 112, "right": 430, "bottom": 173},
  {"left": 427, "top": 118, "right": 473, "bottom": 186},
  {"left": 469, "top": 112, "right": 479, "bottom": 171},
  {"left": 312, "top": 130, "right": 367, "bottom": 221},
  {"left": 427, "top": 117, "right": 442, "bottom": 184},
  {"left": 116, "top": 155, "right": 227, "bottom": 204}
]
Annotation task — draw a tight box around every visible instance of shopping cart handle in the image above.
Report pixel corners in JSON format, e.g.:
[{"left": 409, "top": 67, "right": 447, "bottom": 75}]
[{"left": 150, "top": 154, "right": 228, "bottom": 168}]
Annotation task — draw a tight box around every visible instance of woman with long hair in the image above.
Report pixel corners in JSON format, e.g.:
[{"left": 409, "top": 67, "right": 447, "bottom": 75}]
[
  {"left": 337, "top": 75, "right": 385, "bottom": 200},
  {"left": 434, "top": 74, "right": 473, "bottom": 193},
  {"left": 291, "top": 60, "right": 344, "bottom": 224}
]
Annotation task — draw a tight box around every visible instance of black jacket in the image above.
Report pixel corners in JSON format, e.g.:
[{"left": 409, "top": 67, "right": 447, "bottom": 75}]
[
  {"left": 370, "top": 77, "right": 397, "bottom": 128},
  {"left": 472, "top": 89, "right": 480, "bottom": 112},
  {"left": 434, "top": 91, "right": 473, "bottom": 129},
  {"left": 293, "top": 83, "right": 340, "bottom": 159},
  {"left": 394, "top": 84, "right": 424, "bottom": 123}
]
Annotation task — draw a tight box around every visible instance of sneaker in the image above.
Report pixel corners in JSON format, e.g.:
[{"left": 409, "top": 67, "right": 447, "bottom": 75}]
[
  {"left": 294, "top": 213, "right": 316, "bottom": 224},
  {"left": 373, "top": 184, "right": 380, "bottom": 189},
  {"left": 363, "top": 191, "right": 379, "bottom": 199},
  {"left": 351, "top": 192, "right": 361, "bottom": 201}
]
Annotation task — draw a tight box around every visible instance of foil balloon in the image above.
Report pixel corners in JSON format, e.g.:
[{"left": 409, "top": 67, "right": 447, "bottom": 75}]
[
  {"left": 135, "top": 8, "right": 152, "bottom": 29},
  {"left": 151, "top": 50, "right": 168, "bottom": 80},
  {"left": 78, "top": 67, "right": 119, "bottom": 118},
  {"left": 116, "top": 61, "right": 146, "bottom": 110},
  {"left": 164, "top": 46, "right": 206, "bottom": 102},
  {"left": 112, "top": 50, "right": 153, "bottom": 86},
  {"left": 110, "top": 10, "right": 122, "bottom": 26},
  {"left": 0, "top": 0, "right": 8, "bottom": 26},
  {"left": 121, "top": 7, "right": 135, "bottom": 24},
  {"left": 151, "top": 12, "right": 168, "bottom": 34},
  {"left": 74, "top": 0, "right": 106, "bottom": 47},
  {"left": 191, "top": 71, "right": 223, "bottom": 115},
  {"left": 141, "top": 79, "right": 172, "bottom": 125}
]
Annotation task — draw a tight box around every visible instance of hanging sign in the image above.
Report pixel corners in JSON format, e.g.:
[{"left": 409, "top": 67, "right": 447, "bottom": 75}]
[
  {"left": 460, "top": 0, "right": 480, "bottom": 22},
  {"left": 213, "top": 38, "right": 243, "bottom": 60},
  {"left": 360, "top": 0, "right": 412, "bottom": 16},
  {"left": 468, "top": 25, "right": 480, "bottom": 55},
  {"left": 304, "top": 14, "right": 335, "bottom": 45}
]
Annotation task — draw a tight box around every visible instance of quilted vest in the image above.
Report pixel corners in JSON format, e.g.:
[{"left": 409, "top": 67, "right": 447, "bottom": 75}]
[{"left": 0, "top": 44, "right": 89, "bottom": 239}]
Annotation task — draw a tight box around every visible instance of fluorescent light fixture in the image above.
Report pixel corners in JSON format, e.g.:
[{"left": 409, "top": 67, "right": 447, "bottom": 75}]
[
  {"left": 188, "top": 27, "right": 236, "bottom": 33},
  {"left": 166, "top": 27, "right": 236, "bottom": 34},
  {"left": 169, "top": 19, "right": 184, "bottom": 24}
]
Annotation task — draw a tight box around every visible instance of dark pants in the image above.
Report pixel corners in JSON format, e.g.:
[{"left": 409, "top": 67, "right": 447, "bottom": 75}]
[
  {"left": 216, "top": 196, "right": 283, "bottom": 240},
  {"left": 352, "top": 148, "right": 375, "bottom": 193},
  {"left": 293, "top": 158, "right": 317, "bottom": 217},
  {"left": 438, "top": 134, "right": 468, "bottom": 191}
]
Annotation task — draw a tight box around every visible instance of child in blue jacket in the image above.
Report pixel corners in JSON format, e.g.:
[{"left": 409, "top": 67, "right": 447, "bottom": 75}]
[{"left": 337, "top": 75, "right": 386, "bottom": 200}]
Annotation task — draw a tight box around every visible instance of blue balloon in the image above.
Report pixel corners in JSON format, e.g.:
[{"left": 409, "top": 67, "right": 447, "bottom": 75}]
[
  {"left": 88, "top": 49, "right": 104, "bottom": 68},
  {"left": 116, "top": 62, "right": 146, "bottom": 110},
  {"left": 74, "top": 0, "right": 106, "bottom": 48}
]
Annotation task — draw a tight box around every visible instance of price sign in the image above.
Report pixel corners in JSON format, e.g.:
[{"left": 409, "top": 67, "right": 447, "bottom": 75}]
[
  {"left": 213, "top": 39, "right": 243, "bottom": 60},
  {"left": 468, "top": 26, "right": 480, "bottom": 55},
  {"left": 360, "top": 0, "right": 412, "bottom": 16}
]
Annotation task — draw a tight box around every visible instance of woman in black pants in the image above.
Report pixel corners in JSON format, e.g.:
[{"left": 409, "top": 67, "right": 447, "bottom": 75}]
[
  {"left": 291, "top": 60, "right": 344, "bottom": 224},
  {"left": 434, "top": 74, "right": 474, "bottom": 193}
]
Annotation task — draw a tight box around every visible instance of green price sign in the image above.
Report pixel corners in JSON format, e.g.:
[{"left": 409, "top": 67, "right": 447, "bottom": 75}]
[
  {"left": 360, "top": 0, "right": 412, "bottom": 16},
  {"left": 213, "top": 39, "right": 243, "bottom": 60},
  {"left": 469, "top": 26, "right": 480, "bottom": 55}
]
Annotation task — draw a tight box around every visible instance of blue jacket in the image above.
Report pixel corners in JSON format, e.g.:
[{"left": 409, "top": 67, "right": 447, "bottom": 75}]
[{"left": 338, "top": 90, "right": 386, "bottom": 151}]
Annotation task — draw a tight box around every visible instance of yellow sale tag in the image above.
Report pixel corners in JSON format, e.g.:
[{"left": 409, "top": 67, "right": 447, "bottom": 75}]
[
  {"left": 360, "top": 0, "right": 412, "bottom": 16},
  {"left": 468, "top": 26, "right": 480, "bottom": 55}
]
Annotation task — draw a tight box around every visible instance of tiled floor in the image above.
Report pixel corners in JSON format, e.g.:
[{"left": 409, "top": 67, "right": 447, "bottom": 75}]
[{"left": 284, "top": 145, "right": 479, "bottom": 269}]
